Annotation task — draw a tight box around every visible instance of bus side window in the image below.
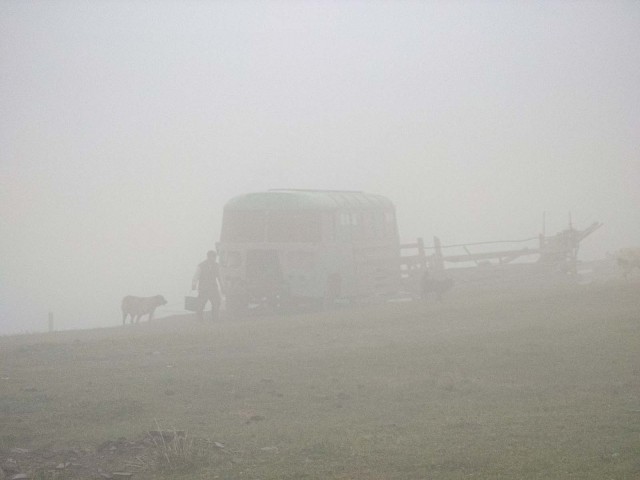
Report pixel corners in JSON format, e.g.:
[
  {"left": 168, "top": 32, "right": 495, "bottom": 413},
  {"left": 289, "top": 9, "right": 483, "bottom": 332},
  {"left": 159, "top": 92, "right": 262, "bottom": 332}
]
[
  {"left": 324, "top": 212, "right": 335, "bottom": 242},
  {"left": 384, "top": 210, "right": 396, "bottom": 238},
  {"left": 338, "top": 211, "right": 351, "bottom": 241},
  {"left": 373, "top": 212, "right": 385, "bottom": 238},
  {"left": 365, "top": 211, "right": 376, "bottom": 239},
  {"left": 351, "top": 212, "right": 361, "bottom": 239},
  {"left": 287, "top": 251, "right": 315, "bottom": 271}
]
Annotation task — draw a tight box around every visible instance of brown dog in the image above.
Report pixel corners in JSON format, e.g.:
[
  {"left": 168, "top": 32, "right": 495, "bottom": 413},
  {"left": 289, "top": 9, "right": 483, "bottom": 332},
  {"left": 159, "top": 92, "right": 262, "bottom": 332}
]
[{"left": 121, "top": 295, "right": 167, "bottom": 325}]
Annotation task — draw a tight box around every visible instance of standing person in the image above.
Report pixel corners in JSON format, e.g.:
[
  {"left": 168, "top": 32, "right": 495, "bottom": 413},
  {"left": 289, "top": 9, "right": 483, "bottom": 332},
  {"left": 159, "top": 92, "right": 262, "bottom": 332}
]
[{"left": 192, "top": 250, "right": 223, "bottom": 321}]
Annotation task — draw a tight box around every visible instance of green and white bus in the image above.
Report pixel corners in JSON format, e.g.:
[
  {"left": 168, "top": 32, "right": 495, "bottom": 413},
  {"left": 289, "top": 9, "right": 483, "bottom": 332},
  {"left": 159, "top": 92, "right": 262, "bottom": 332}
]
[{"left": 216, "top": 189, "right": 401, "bottom": 311}]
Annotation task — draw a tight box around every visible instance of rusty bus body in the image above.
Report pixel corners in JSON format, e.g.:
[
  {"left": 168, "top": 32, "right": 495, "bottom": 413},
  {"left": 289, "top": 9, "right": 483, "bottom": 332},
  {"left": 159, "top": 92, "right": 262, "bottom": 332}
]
[{"left": 217, "top": 190, "right": 401, "bottom": 312}]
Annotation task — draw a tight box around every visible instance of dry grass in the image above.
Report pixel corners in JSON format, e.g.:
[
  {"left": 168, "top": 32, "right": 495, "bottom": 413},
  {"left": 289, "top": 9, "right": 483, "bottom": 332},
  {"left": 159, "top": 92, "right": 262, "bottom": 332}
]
[
  {"left": 146, "top": 425, "right": 217, "bottom": 474},
  {"left": 1, "top": 280, "right": 639, "bottom": 479}
]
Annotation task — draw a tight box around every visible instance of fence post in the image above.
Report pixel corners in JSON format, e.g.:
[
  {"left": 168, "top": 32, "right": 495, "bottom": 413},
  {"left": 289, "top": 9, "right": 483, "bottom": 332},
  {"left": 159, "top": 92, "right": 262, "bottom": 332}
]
[{"left": 417, "top": 237, "right": 427, "bottom": 270}]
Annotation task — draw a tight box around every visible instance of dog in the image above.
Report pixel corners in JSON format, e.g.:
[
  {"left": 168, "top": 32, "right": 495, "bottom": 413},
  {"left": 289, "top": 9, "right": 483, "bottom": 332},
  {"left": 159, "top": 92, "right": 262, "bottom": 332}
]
[{"left": 121, "top": 295, "right": 167, "bottom": 325}]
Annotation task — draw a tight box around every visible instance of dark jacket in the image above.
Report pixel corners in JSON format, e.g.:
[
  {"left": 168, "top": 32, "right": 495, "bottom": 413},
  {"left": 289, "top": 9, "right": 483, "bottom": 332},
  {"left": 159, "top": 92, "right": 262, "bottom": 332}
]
[{"left": 193, "top": 260, "right": 220, "bottom": 292}]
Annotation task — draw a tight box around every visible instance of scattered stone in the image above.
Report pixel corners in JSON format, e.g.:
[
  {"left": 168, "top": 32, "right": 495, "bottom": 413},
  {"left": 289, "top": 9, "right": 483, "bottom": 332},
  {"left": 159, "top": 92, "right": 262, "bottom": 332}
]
[
  {"left": 112, "top": 472, "right": 134, "bottom": 478},
  {"left": 247, "top": 415, "right": 265, "bottom": 423},
  {"left": 3, "top": 460, "right": 19, "bottom": 475},
  {"left": 0, "top": 432, "right": 222, "bottom": 479},
  {"left": 260, "top": 446, "right": 278, "bottom": 453},
  {"left": 9, "top": 448, "right": 29, "bottom": 455}
]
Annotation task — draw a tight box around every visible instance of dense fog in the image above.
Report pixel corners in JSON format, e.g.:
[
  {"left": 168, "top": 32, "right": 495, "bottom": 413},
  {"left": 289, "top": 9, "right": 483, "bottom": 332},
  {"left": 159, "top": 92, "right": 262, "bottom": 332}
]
[{"left": 1, "top": 1, "right": 639, "bottom": 334}]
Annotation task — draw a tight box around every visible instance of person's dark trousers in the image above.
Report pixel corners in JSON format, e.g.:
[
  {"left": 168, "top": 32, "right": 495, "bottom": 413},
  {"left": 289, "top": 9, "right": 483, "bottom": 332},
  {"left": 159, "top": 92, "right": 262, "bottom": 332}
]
[{"left": 197, "top": 289, "right": 220, "bottom": 321}]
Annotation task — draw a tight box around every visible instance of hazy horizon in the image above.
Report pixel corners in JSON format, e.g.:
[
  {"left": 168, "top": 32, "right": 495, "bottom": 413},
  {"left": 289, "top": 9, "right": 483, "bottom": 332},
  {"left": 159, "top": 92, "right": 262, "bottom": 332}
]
[{"left": 2, "top": 1, "right": 639, "bottom": 334}]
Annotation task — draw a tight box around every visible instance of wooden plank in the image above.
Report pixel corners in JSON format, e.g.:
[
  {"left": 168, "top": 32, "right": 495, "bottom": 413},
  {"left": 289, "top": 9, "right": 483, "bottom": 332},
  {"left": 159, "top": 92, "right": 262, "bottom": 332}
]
[{"left": 443, "top": 248, "right": 538, "bottom": 263}]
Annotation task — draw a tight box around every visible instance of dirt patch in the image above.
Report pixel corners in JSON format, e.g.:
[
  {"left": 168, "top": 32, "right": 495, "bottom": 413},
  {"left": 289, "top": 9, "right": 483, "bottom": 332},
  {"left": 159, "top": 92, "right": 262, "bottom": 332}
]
[{"left": 0, "top": 431, "right": 228, "bottom": 479}]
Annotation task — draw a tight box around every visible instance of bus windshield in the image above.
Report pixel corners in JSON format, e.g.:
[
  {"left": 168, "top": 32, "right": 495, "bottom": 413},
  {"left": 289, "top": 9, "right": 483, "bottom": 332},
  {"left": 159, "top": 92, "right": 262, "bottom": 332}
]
[{"left": 221, "top": 210, "right": 321, "bottom": 243}]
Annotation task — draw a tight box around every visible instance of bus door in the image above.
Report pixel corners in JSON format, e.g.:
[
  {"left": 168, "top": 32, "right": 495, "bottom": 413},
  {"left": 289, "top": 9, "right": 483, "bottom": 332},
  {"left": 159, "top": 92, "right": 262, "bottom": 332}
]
[{"left": 245, "top": 249, "right": 283, "bottom": 300}]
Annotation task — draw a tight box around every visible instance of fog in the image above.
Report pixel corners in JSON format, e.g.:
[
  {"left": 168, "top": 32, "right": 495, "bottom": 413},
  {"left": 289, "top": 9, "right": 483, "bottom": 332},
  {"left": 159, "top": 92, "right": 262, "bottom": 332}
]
[{"left": 1, "top": 1, "right": 639, "bottom": 334}]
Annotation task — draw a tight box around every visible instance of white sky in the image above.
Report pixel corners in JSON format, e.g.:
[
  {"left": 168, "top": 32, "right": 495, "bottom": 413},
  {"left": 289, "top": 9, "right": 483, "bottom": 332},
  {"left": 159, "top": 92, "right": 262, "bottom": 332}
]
[{"left": 1, "top": 1, "right": 639, "bottom": 333}]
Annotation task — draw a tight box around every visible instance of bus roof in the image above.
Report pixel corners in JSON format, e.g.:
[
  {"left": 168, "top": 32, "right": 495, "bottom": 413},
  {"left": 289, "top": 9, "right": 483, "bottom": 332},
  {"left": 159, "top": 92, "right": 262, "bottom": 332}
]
[{"left": 224, "top": 190, "right": 395, "bottom": 211}]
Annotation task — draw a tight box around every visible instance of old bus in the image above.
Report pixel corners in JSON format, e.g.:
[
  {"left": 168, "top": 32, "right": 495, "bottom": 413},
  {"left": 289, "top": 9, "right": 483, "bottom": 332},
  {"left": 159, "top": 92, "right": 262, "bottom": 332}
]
[{"left": 216, "top": 189, "right": 401, "bottom": 311}]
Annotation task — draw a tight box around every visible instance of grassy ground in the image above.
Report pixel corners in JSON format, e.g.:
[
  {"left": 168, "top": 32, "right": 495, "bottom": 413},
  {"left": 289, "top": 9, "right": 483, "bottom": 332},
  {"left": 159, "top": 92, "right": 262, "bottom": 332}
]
[{"left": 1, "top": 280, "right": 639, "bottom": 479}]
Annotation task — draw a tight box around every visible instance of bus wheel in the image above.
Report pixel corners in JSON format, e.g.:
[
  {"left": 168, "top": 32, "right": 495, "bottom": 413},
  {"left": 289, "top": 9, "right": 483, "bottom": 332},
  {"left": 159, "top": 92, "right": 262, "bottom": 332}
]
[{"left": 225, "top": 295, "right": 248, "bottom": 319}]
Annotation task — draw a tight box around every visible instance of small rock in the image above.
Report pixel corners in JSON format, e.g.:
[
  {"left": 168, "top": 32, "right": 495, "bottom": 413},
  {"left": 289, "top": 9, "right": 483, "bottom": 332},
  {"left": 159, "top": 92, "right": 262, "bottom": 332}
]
[
  {"left": 164, "top": 389, "right": 176, "bottom": 396},
  {"left": 112, "top": 472, "right": 134, "bottom": 479},
  {"left": 213, "top": 442, "right": 225, "bottom": 449},
  {"left": 9, "top": 448, "right": 29, "bottom": 454},
  {"left": 100, "top": 474, "right": 113, "bottom": 479},
  {"left": 11, "top": 475, "right": 29, "bottom": 480},
  {"left": 260, "top": 446, "right": 278, "bottom": 452},
  {"left": 56, "top": 463, "right": 66, "bottom": 470},
  {"left": 3, "top": 460, "right": 19, "bottom": 475}
]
